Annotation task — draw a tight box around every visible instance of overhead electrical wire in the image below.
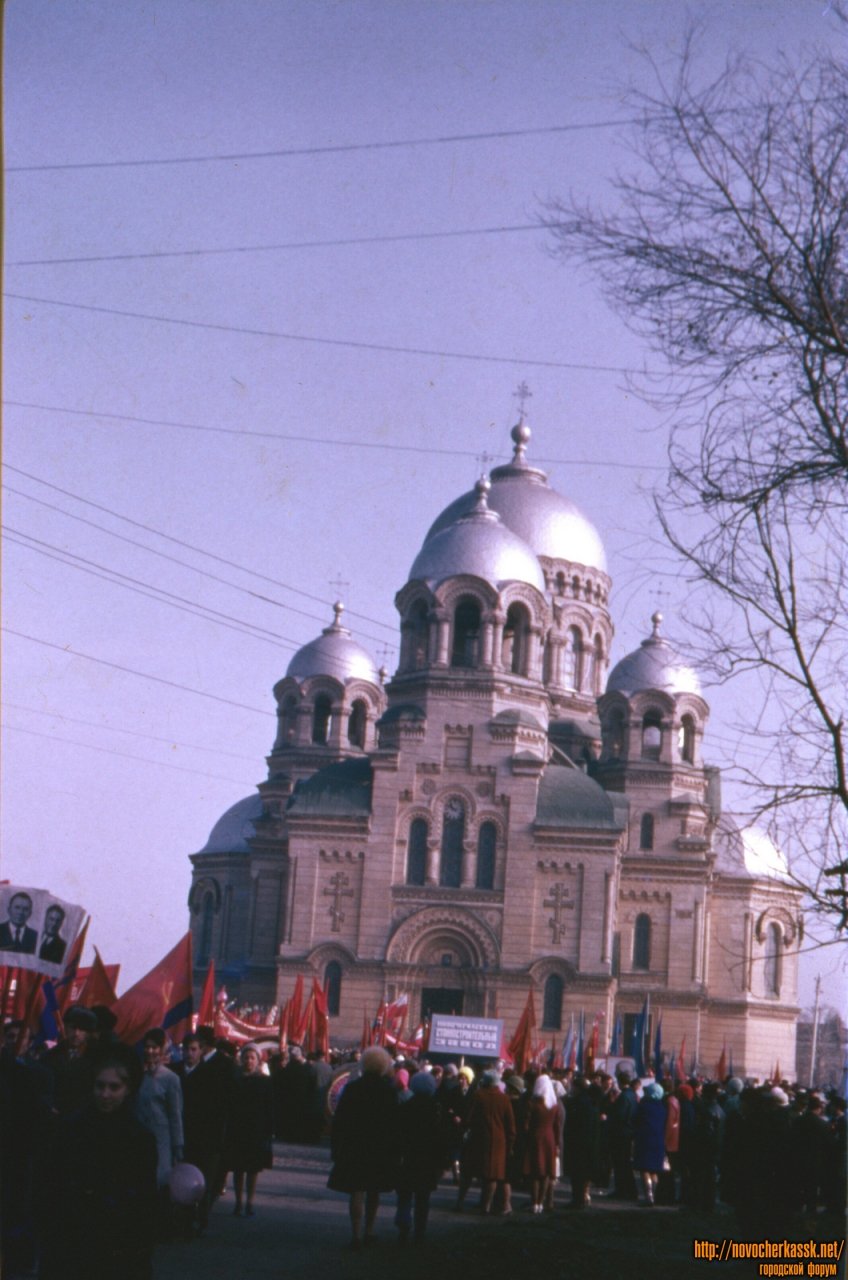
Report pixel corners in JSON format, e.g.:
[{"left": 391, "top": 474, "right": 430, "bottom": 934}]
[
  {"left": 7, "top": 222, "right": 552, "bottom": 268},
  {"left": 3, "top": 403, "right": 667, "bottom": 473},
  {"left": 3, "top": 458, "right": 400, "bottom": 629},
  {"left": 2, "top": 701, "right": 260, "bottom": 762},
  {"left": 3, "top": 482, "right": 394, "bottom": 647},
  {"left": 6, "top": 118, "right": 633, "bottom": 173},
  {"left": 4, "top": 293, "right": 646, "bottom": 375},
  {"left": 1, "top": 627, "right": 277, "bottom": 716},
  {"left": 4, "top": 724, "right": 256, "bottom": 787}
]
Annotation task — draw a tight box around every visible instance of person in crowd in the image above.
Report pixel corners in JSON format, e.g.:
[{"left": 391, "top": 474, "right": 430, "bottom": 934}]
[
  {"left": 42, "top": 1004, "right": 100, "bottom": 1117},
  {"left": 791, "top": 1092, "right": 831, "bottom": 1215},
  {"left": 523, "top": 1073, "right": 561, "bottom": 1213},
  {"left": 457, "top": 1067, "right": 515, "bottom": 1215},
  {"left": 688, "top": 1081, "right": 725, "bottom": 1212},
  {"left": 739, "top": 1086, "right": 794, "bottom": 1236},
  {"left": 36, "top": 1043, "right": 158, "bottom": 1280},
  {"left": 395, "top": 1068, "right": 444, "bottom": 1244},
  {"left": 663, "top": 1079, "right": 680, "bottom": 1202},
  {"left": 675, "top": 1083, "right": 696, "bottom": 1204},
  {"left": 135, "top": 1027, "right": 184, "bottom": 1240},
  {"left": 224, "top": 1044, "right": 275, "bottom": 1217},
  {"left": 632, "top": 1080, "right": 667, "bottom": 1206},
  {"left": 393, "top": 1067, "right": 413, "bottom": 1102},
  {"left": 1, "top": 1019, "right": 54, "bottom": 1273},
  {"left": 306, "top": 1047, "right": 333, "bottom": 1143},
  {"left": 562, "top": 1075, "right": 600, "bottom": 1209},
  {"left": 273, "top": 1044, "right": 314, "bottom": 1143},
  {"left": 437, "top": 1063, "right": 469, "bottom": 1183},
  {"left": 504, "top": 1074, "right": 528, "bottom": 1213},
  {"left": 327, "top": 1045, "right": 399, "bottom": 1249},
  {"left": 824, "top": 1095, "right": 846, "bottom": 1213},
  {"left": 607, "top": 1069, "right": 638, "bottom": 1200},
  {"left": 170, "top": 1030, "right": 232, "bottom": 1235}
]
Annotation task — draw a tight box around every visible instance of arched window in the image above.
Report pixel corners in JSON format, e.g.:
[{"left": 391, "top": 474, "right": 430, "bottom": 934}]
[
  {"left": 278, "top": 695, "right": 298, "bottom": 746},
  {"left": 633, "top": 914, "right": 651, "bottom": 970},
  {"left": 555, "top": 571, "right": 567, "bottom": 595},
  {"left": 502, "top": 603, "right": 530, "bottom": 675},
  {"left": 591, "top": 635, "right": 604, "bottom": 695},
  {"left": 324, "top": 960, "right": 342, "bottom": 1016},
  {"left": 764, "top": 923, "right": 781, "bottom": 995},
  {"left": 542, "top": 973, "right": 563, "bottom": 1030},
  {"left": 440, "top": 798, "right": 465, "bottom": 888},
  {"left": 451, "top": 599, "right": 481, "bottom": 669},
  {"left": 199, "top": 892, "right": 215, "bottom": 965},
  {"left": 640, "top": 812, "right": 655, "bottom": 850},
  {"left": 566, "top": 627, "right": 583, "bottom": 691},
  {"left": 604, "top": 709, "right": 625, "bottom": 760},
  {"left": 312, "top": 693, "right": 332, "bottom": 745},
  {"left": 476, "top": 822, "right": 497, "bottom": 890},
  {"left": 406, "top": 818, "right": 428, "bottom": 886},
  {"left": 347, "top": 699, "right": 367, "bottom": 748},
  {"left": 641, "top": 710, "right": 662, "bottom": 760},
  {"left": 679, "top": 714, "right": 696, "bottom": 764},
  {"left": 410, "top": 599, "right": 429, "bottom": 670}
]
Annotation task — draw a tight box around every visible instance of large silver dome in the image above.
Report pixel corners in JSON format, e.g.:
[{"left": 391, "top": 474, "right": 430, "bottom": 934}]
[
  {"left": 424, "top": 424, "right": 607, "bottom": 575},
  {"left": 410, "top": 478, "right": 546, "bottom": 592},
  {"left": 606, "top": 613, "right": 701, "bottom": 697},
  {"left": 198, "top": 793, "right": 263, "bottom": 854},
  {"left": 286, "top": 603, "right": 380, "bottom": 684}
]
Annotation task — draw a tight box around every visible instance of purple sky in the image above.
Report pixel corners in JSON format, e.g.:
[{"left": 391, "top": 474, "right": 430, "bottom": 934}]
[{"left": 4, "top": 2, "right": 845, "bottom": 1013}]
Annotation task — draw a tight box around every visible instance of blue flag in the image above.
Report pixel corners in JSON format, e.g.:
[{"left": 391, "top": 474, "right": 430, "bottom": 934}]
[
  {"left": 630, "top": 997, "right": 648, "bottom": 1076},
  {"left": 728, "top": 1046, "right": 734, "bottom": 1079},
  {"left": 576, "top": 1008, "right": 585, "bottom": 1073},
  {"left": 654, "top": 1012, "right": 663, "bottom": 1080},
  {"left": 608, "top": 1011, "right": 622, "bottom": 1056},
  {"left": 562, "top": 1014, "right": 574, "bottom": 1070}
]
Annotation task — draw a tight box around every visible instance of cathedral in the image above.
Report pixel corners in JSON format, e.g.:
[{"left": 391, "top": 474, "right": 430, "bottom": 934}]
[{"left": 188, "top": 412, "right": 802, "bottom": 1078}]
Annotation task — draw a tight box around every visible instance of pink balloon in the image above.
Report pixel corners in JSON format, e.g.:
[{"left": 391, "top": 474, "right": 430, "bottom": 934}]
[{"left": 169, "top": 1162, "right": 206, "bottom": 1205}]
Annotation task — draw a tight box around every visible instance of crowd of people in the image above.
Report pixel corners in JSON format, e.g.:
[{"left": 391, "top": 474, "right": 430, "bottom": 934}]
[{"left": 2, "top": 1004, "right": 846, "bottom": 1274}]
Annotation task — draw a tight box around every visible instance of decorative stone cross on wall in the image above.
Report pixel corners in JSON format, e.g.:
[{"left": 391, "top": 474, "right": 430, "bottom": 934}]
[
  {"left": 543, "top": 882, "right": 574, "bottom": 944},
  {"left": 324, "top": 871, "right": 354, "bottom": 933}
]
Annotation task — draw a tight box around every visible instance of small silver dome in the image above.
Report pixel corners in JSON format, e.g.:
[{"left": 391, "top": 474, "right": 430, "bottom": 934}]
[
  {"left": 606, "top": 612, "right": 701, "bottom": 697},
  {"left": 286, "top": 603, "right": 380, "bottom": 684},
  {"left": 198, "top": 793, "right": 263, "bottom": 854},
  {"left": 713, "top": 819, "right": 791, "bottom": 882},
  {"left": 424, "top": 425, "right": 607, "bottom": 574},
  {"left": 410, "top": 477, "right": 546, "bottom": 592}
]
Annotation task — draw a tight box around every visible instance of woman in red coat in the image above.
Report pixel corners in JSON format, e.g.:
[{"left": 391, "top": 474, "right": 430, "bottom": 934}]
[
  {"left": 523, "top": 1074, "right": 561, "bottom": 1213},
  {"left": 457, "top": 1070, "right": 516, "bottom": 1215}
]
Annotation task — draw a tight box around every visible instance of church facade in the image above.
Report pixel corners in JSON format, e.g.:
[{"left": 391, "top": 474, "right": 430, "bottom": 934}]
[{"left": 188, "top": 417, "right": 802, "bottom": 1078}]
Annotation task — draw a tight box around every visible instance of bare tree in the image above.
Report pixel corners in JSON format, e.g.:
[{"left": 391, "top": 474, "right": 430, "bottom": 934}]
[{"left": 545, "top": 33, "right": 848, "bottom": 932}]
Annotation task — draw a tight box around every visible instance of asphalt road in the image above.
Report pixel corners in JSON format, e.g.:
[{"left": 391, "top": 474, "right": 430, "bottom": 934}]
[{"left": 154, "top": 1141, "right": 846, "bottom": 1280}]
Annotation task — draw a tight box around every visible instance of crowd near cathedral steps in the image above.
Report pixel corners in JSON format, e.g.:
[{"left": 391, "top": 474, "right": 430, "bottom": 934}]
[{"left": 188, "top": 414, "right": 802, "bottom": 1078}]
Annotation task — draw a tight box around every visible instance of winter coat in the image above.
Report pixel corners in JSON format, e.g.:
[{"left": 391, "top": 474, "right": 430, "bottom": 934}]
[
  {"left": 396, "top": 1092, "right": 445, "bottom": 1193},
  {"left": 327, "top": 1072, "right": 399, "bottom": 1193},
  {"left": 134, "top": 1064, "right": 184, "bottom": 1187},
  {"left": 522, "top": 1098, "right": 562, "bottom": 1179},
  {"left": 632, "top": 1096, "right": 667, "bottom": 1173},
  {"left": 562, "top": 1091, "right": 601, "bottom": 1182},
  {"left": 464, "top": 1084, "right": 516, "bottom": 1181},
  {"left": 223, "top": 1071, "right": 275, "bottom": 1175}
]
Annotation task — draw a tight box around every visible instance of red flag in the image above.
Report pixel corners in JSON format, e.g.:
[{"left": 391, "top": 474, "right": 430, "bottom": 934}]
[
  {"left": 585, "top": 1018, "right": 600, "bottom": 1077},
  {"left": 111, "top": 932, "right": 193, "bottom": 1048},
  {"left": 197, "top": 960, "right": 216, "bottom": 1027},
  {"left": 374, "top": 999, "right": 387, "bottom": 1046},
  {"left": 17, "top": 973, "right": 46, "bottom": 1052},
  {"left": 507, "top": 987, "right": 536, "bottom": 1075},
  {"left": 675, "top": 1037, "right": 687, "bottom": 1082},
  {"left": 80, "top": 948, "right": 118, "bottom": 1009},
  {"left": 716, "top": 1047, "right": 728, "bottom": 1082},
  {"left": 56, "top": 917, "right": 90, "bottom": 1013},
  {"left": 11, "top": 970, "right": 41, "bottom": 1020},
  {"left": 361, "top": 1006, "right": 372, "bottom": 1050},
  {"left": 772, "top": 1060, "right": 781, "bottom": 1085},
  {"left": 278, "top": 1000, "right": 290, "bottom": 1054},
  {"left": 287, "top": 975, "right": 304, "bottom": 1042}
]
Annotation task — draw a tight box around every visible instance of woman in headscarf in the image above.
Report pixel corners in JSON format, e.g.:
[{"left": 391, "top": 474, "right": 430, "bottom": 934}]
[
  {"left": 458, "top": 1068, "right": 516, "bottom": 1215},
  {"left": 395, "top": 1070, "right": 444, "bottom": 1244},
  {"left": 224, "top": 1044, "right": 275, "bottom": 1217},
  {"left": 328, "top": 1046, "right": 399, "bottom": 1249},
  {"left": 633, "top": 1081, "right": 667, "bottom": 1206},
  {"left": 523, "top": 1074, "right": 561, "bottom": 1213},
  {"left": 37, "top": 1044, "right": 158, "bottom": 1280}
]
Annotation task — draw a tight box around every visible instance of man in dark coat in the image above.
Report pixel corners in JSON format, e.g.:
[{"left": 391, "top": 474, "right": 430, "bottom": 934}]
[
  {"left": 791, "top": 1095, "right": 831, "bottom": 1214},
  {"left": 171, "top": 1030, "right": 234, "bottom": 1233},
  {"left": 42, "top": 1005, "right": 99, "bottom": 1118},
  {"left": 306, "top": 1048, "right": 333, "bottom": 1143},
  {"left": 273, "top": 1044, "right": 315, "bottom": 1142},
  {"left": 328, "top": 1045, "right": 400, "bottom": 1248},
  {"left": 395, "top": 1070, "right": 444, "bottom": 1242},
  {"left": 0, "top": 892, "right": 38, "bottom": 953},
  {"left": 689, "top": 1082, "right": 725, "bottom": 1212},
  {"left": 563, "top": 1075, "right": 601, "bottom": 1208},
  {"left": 607, "top": 1070, "right": 638, "bottom": 1200}
]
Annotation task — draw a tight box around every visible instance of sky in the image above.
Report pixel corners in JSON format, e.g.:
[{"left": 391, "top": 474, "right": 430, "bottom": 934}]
[{"left": 3, "top": 0, "right": 846, "bottom": 1014}]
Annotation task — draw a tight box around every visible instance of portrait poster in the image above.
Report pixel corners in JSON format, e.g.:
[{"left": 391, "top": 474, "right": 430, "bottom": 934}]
[{"left": 0, "top": 885, "right": 87, "bottom": 978}]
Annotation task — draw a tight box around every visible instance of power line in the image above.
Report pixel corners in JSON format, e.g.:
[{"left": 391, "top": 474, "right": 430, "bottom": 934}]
[
  {"left": 3, "top": 482, "right": 393, "bottom": 647},
  {"left": 3, "top": 293, "right": 644, "bottom": 375},
  {"left": 1, "top": 627, "right": 276, "bottom": 716},
  {"left": 7, "top": 222, "right": 550, "bottom": 267},
  {"left": 2, "top": 701, "right": 260, "bottom": 762},
  {"left": 3, "top": 401, "right": 666, "bottom": 472},
  {"left": 6, "top": 119, "right": 632, "bottom": 174},
  {"left": 2, "top": 457, "right": 400, "bottom": 628},
  {"left": 5, "top": 527, "right": 304, "bottom": 653},
  {"left": 4, "top": 724, "right": 256, "bottom": 787}
]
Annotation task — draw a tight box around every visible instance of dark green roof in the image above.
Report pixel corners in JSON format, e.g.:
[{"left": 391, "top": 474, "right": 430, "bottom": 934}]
[
  {"left": 490, "top": 709, "right": 545, "bottom": 730},
  {"left": 286, "top": 757, "right": 373, "bottom": 816},
  {"left": 535, "top": 765, "right": 627, "bottom": 830},
  {"left": 377, "top": 703, "right": 426, "bottom": 725}
]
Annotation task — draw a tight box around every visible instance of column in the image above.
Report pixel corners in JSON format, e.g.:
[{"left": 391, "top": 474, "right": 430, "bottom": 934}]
[
  {"left": 490, "top": 613, "right": 505, "bottom": 670},
  {"left": 480, "top": 619, "right": 495, "bottom": 668},
  {"left": 461, "top": 841, "right": 477, "bottom": 888},
  {"left": 425, "top": 839, "right": 440, "bottom": 886},
  {"left": 602, "top": 870, "right": 613, "bottom": 963},
  {"left": 435, "top": 613, "right": 450, "bottom": 665},
  {"left": 692, "top": 900, "right": 703, "bottom": 981}
]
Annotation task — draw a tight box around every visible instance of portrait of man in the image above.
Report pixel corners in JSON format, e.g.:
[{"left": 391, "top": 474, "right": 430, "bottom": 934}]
[
  {"left": 0, "top": 893, "right": 38, "bottom": 954},
  {"left": 39, "top": 903, "right": 67, "bottom": 964}
]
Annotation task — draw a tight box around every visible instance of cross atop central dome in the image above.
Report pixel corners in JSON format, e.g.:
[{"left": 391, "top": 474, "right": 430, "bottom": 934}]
[{"left": 423, "top": 419, "right": 607, "bottom": 576}]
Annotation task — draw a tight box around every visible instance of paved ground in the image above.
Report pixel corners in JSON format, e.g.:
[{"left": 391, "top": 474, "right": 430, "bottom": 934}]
[{"left": 155, "top": 1141, "right": 846, "bottom": 1280}]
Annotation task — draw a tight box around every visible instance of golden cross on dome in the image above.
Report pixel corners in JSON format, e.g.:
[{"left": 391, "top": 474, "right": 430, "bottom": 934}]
[{"left": 513, "top": 381, "right": 533, "bottom": 422}]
